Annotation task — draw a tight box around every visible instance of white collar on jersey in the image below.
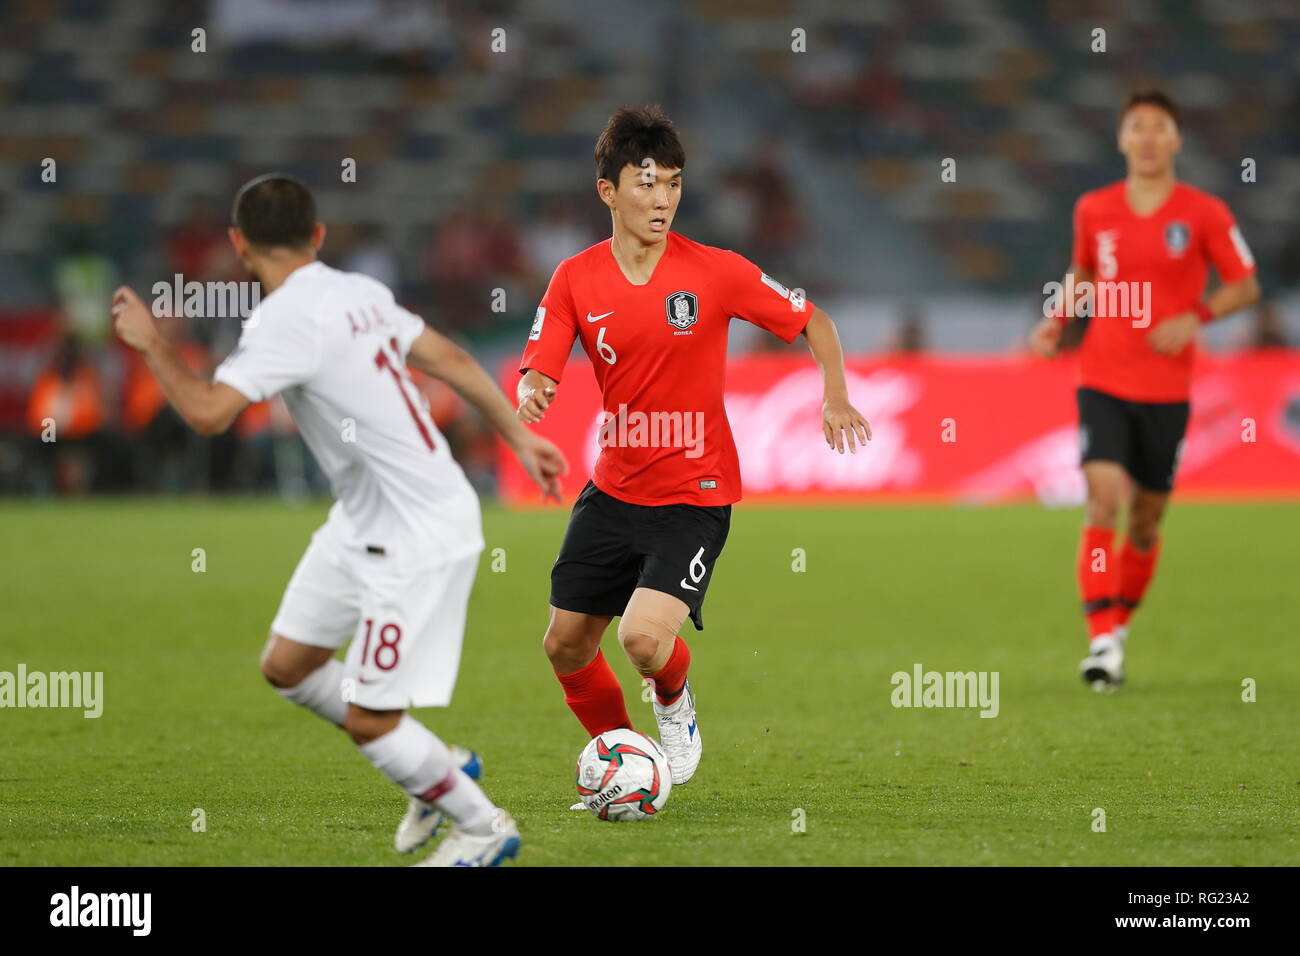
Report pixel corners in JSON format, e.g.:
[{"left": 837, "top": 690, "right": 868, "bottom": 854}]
[{"left": 282, "top": 260, "right": 328, "bottom": 287}]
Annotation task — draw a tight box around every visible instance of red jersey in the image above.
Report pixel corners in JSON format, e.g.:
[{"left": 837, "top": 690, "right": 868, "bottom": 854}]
[
  {"left": 520, "top": 232, "right": 814, "bottom": 505},
  {"left": 1071, "top": 180, "right": 1255, "bottom": 402}
]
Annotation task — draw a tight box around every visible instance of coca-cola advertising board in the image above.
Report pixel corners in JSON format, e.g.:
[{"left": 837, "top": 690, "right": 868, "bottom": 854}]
[{"left": 497, "top": 351, "right": 1300, "bottom": 506}]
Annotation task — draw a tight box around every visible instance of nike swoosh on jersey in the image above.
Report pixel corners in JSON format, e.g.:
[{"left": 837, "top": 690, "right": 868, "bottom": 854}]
[
  {"left": 586, "top": 311, "right": 614, "bottom": 323},
  {"left": 680, "top": 579, "right": 699, "bottom": 592}
]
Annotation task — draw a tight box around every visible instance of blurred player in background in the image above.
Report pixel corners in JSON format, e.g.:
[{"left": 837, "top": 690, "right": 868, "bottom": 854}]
[
  {"left": 1030, "top": 91, "right": 1259, "bottom": 690},
  {"left": 112, "top": 174, "right": 567, "bottom": 865},
  {"left": 516, "top": 106, "right": 871, "bottom": 792}
]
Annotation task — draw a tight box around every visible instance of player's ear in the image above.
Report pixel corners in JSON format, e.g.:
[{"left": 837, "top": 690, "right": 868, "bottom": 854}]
[
  {"left": 596, "top": 178, "right": 616, "bottom": 210},
  {"left": 311, "top": 221, "right": 327, "bottom": 252},
  {"left": 227, "top": 226, "right": 246, "bottom": 257}
]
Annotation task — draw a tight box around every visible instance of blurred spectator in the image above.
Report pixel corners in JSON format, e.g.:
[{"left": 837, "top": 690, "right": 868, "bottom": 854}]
[
  {"left": 715, "top": 141, "right": 806, "bottom": 279},
  {"left": 27, "top": 333, "right": 105, "bottom": 441},
  {"left": 166, "top": 199, "right": 237, "bottom": 283},
  {"left": 26, "top": 332, "right": 109, "bottom": 494},
  {"left": 522, "top": 197, "right": 595, "bottom": 281},
  {"left": 340, "top": 222, "right": 401, "bottom": 290},
  {"left": 426, "top": 203, "right": 527, "bottom": 331},
  {"left": 122, "top": 315, "right": 209, "bottom": 490},
  {"left": 52, "top": 234, "right": 117, "bottom": 346},
  {"left": 1237, "top": 301, "right": 1290, "bottom": 350},
  {"left": 886, "top": 305, "right": 928, "bottom": 354}
]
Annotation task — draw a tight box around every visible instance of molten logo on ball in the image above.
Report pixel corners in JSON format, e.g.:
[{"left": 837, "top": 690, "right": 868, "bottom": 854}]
[{"left": 574, "top": 729, "right": 672, "bottom": 821}]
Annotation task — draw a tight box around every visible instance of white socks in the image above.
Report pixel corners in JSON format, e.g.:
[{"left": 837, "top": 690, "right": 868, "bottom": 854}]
[
  {"left": 274, "top": 659, "right": 347, "bottom": 725},
  {"left": 277, "top": 669, "right": 496, "bottom": 836},
  {"left": 359, "top": 715, "right": 495, "bottom": 835}
]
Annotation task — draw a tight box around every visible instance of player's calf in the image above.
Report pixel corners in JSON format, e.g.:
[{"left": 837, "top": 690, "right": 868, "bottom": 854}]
[
  {"left": 357, "top": 712, "right": 499, "bottom": 841},
  {"left": 342, "top": 703, "right": 402, "bottom": 745},
  {"left": 618, "top": 590, "right": 701, "bottom": 784},
  {"left": 547, "top": 609, "right": 634, "bottom": 737}
]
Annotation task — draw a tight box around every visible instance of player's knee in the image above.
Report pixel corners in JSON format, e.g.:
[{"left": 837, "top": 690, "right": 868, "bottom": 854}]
[
  {"left": 617, "top": 628, "right": 658, "bottom": 667},
  {"left": 1127, "top": 514, "right": 1161, "bottom": 550},
  {"left": 1129, "top": 527, "right": 1157, "bottom": 550},
  {"left": 542, "top": 624, "right": 581, "bottom": 662},
  {"left": 1086, "top": 495, "right": 1121, "bottom": 527},
  {"left": 260, "top": 647, "right": 297, "bottom": 689},
  {"left": 542, "top": 615, "right": 605, "bottom": 665},
  {"left": 616, "top": 616, "right": 674, "bottom": 669},
  {"left": 342, "top": 706, "right": 400, "bottom": 745}
]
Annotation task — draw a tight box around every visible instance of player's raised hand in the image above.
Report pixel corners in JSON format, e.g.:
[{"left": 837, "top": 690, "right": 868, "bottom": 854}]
[
  {"left": 517, "top": 371, "right": 558, "bottom": 423},
  {"left": 513, "top": 432, "right": 568, "bottom": 501},
  {"left": 1148, "top": 311, "right": 1198, "bottom": 356},
  {"left": 111, "top": 286, "right": 161, "bottom": 353},
  {"left": 1029, "top": 316, "right": 1062, "bottom": 358},
  {"left": 823, "top": 397, "right": 872, "bottom": 454}
]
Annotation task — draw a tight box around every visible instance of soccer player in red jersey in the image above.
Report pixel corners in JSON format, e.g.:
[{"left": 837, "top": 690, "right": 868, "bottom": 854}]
[
  {"left": 516, "top": 105, "right": 871, "bottom": 787},
  {"left": 1030, "top": 90, "right": 1260, "bottom": 690}
]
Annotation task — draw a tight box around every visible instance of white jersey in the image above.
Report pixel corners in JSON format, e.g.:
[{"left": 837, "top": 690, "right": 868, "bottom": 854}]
[{"left": 215, "top": 261, "right": 483, "bottom": 566}]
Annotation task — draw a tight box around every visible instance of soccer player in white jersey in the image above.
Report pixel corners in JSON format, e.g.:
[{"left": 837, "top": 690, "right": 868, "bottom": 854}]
[{"left": 111, "top": 174, "right": 567, "bottom": 866}]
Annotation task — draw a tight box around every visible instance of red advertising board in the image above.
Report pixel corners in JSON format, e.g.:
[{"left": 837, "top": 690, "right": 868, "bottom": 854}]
[{"left": 498, "top": 351, "right": 1300, "bottom": 506}]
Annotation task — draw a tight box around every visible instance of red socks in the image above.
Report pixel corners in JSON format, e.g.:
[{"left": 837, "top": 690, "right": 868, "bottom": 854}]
[
  {"left": 648, "top": 636, "right": 691, "bottom": 705},
  {"left": 1077, "top": 525, "right": 1117, "bottom": 639},
  {"left": 556, "top": 650, "right": 632, "bottom": 737},
  {"left": 556, "top": 639, "right": 692, "bottom": 733},
  {"left": 1115, "top": 536, "right": 1160, "bottom": 628}
]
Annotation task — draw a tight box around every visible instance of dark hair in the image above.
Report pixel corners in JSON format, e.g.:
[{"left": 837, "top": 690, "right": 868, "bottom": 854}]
[
  {"left": 594, "top": 105, "right": 686, "bottom": 185},
  {"left": 1122, "top": 89, "right": 1180, "bottom": 128},
  {"left": 231, "top": 173, "right": 316, "bottom": 249}
]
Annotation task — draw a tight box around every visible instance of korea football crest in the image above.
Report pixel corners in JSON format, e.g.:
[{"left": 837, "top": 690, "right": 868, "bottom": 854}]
[
  {"left": 1164, "top": 221, "right": 1190, "bottom": 258},
  {"left": 665, "top": 290, "right": 698, "bottom": 330}
]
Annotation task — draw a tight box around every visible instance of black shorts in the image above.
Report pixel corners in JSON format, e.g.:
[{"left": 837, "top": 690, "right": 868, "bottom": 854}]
[
  {"left": 550, "top": 481, "right": 732, "bottom": 630},
  {"left": 1077, "top": 387, "right": 1190, "bottom": 493}
]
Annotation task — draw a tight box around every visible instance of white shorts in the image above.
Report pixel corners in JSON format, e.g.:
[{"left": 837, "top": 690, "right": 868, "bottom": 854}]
[{"left": 270, "top": 521, "right": 482, "bottom": 710}]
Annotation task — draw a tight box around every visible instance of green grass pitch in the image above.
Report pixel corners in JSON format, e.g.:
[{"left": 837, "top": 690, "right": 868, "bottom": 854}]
[{"left": 2, "top": 497, "right": 1296, "bottom": 866}]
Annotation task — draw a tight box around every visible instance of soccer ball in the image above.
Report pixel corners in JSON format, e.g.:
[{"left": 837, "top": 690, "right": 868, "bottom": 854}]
[{"left": 575, "top": 730, "right": 672, "bottom": 821}]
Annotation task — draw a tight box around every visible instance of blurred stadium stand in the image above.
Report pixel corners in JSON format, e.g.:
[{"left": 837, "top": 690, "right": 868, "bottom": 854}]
[{"left": 2, "top": 0, "right": 1297, "bottom": 494}]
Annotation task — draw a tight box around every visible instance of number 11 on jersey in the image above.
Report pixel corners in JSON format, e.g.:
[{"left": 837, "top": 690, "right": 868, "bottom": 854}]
[{"left": 374, "top": 336, "right": 436, "bottom": 451}]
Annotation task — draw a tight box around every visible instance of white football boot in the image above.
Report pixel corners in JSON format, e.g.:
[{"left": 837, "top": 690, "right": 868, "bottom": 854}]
[
  {"left": 395, "top": 746, "right": 482, "bottom": 854},
  {"left": 654, "top": 679, "right": 702, "bottom": 785},
  {"left": 1079, "top": 634, "right": 1125, "bottom": 691},
  {"left": 412, "top": 809, "right": 520, "bottom": 867}
]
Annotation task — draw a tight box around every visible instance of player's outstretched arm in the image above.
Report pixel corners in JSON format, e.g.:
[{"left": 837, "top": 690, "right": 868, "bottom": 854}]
[
  {"left": 111, "top": 286, "right": 248, "bottom": 436},
  {"left": 406, "top": 327, "right": 567, "bottom": 499},
  {"left": 801, "top": 307, "right": 872, "bottom": 454}
]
